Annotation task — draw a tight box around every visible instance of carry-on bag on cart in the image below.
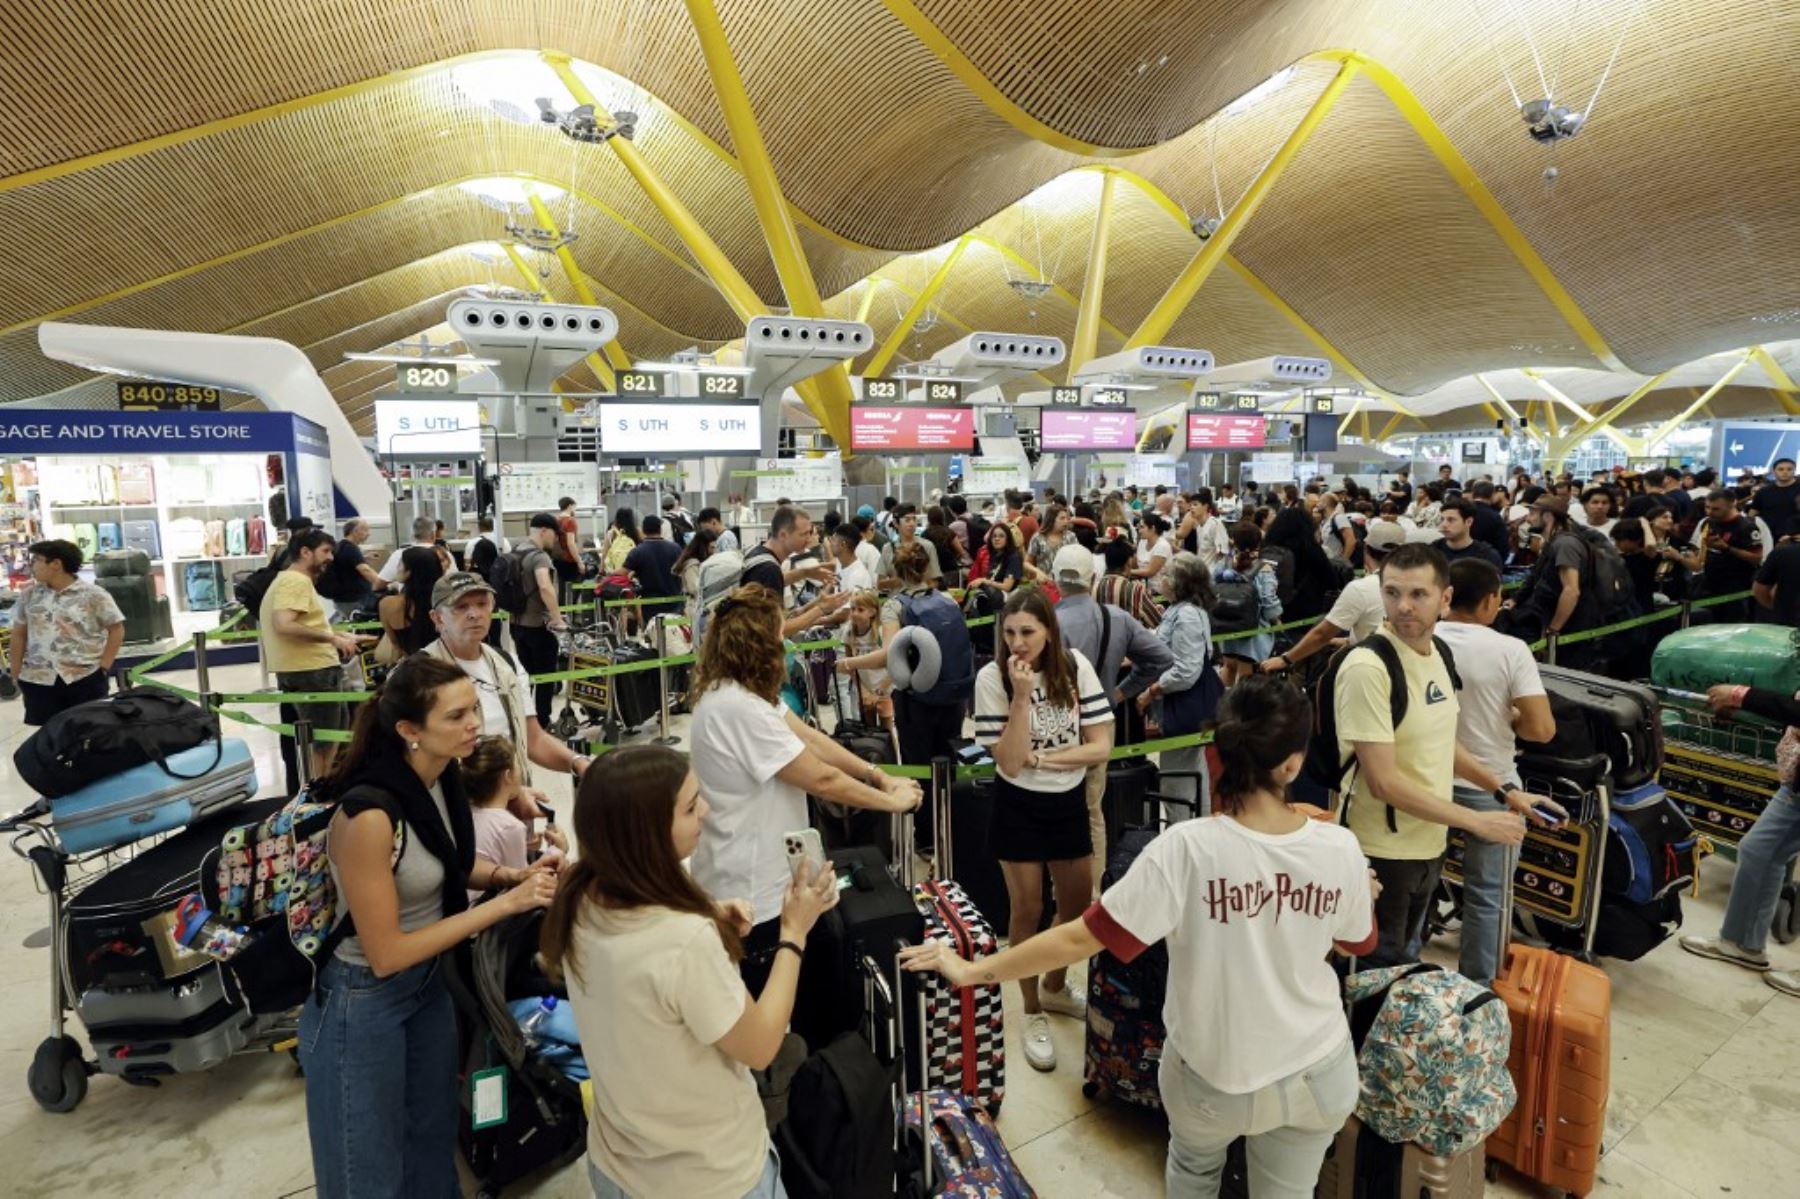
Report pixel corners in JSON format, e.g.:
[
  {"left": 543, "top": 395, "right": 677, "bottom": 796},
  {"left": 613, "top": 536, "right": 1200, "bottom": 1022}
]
[
  {"left": 602, "top": 642, "right": 662, "bottom": 729},
  {"left": 49, "top": 737, "right": 254, "bottom": 855},
  {"left": 1527, "top": 665, "right": 1663, "bottom": 789},
  {"left": 1487, "top": 841, "right": 1612, "bottom": 1196}
]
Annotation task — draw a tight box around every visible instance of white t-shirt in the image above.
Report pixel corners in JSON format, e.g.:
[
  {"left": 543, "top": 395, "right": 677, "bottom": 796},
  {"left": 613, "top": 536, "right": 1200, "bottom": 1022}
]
[
  {"left": 1087, "top": 815, "right": 1374, "bottom": 1093},
  {"left": 1321, "top": 512, "right": 1356, "bottom": 562},
  {"left": 1324, "top": 573, "right": 1386, "bottom": 643},
  {"left": 566, "top": 906, "right": 767, "bottom": 1199},
  {"left": 837, "top": 557, "right": 875, "bottom": 595},
  {"left": 690, "top": 682, "right": 808, "bottom": 924},
  {"left": 443, "top": 647, "right": 534, "bottom": 738},
  {"left": 854, "top": 540, "right": 881, "bottom": 579},
  {"left": 1434, "top": 621, "right": 1546, "bottom": 789},
  {"left": 1138, "top": 535, "right": 1176, "bottom": 592},
  {"left": 378, "top": 540, "right": 435, "bottom": 582},
  {"left": 1189, "top": 518, "right": 1232, "bottom": 572},
  {"left": 972, "top": 649, "right": 1111, "bottom": 791}
]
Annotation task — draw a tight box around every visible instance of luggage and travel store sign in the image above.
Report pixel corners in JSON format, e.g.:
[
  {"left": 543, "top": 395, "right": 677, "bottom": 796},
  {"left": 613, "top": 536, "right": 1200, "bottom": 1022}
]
[{"left": 0, "top": 411, "right": 307, "bottom": 454}]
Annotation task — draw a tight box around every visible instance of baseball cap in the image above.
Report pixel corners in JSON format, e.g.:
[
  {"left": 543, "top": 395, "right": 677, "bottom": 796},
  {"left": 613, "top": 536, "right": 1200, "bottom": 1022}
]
[
  {"left": 432, "top": 571, "right": 495, "bottom": 608},
  {"left": 661, "top": 494, "right": 677, "bottom": 509},
  {"left": 1363, "top": 522, "right": 1408, "bottom": 555},
  {"left": 529, "top": 512, "right": 561, "bottom": 531},
  {"left": 856, "top": 504, "right": 877, "bottom": 519},
  {"left": 1052, "top": 543, "right": 1097, "bottom": 590},
  {"left": 1530, "top": 494, "right": 1570, "bottom": 518}
]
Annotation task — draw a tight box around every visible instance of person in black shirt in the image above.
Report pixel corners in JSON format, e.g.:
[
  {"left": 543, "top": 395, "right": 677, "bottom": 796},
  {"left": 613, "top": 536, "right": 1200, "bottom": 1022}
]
[
  {"left": 1437, "top": 497, "right": 1503, "bottom": 568},
  {"left": 1612, "top": 519, "right": 1660, "bottom": 616},
  {"left": 1680, "top": 490, "right": 1764, "bottom": 623},
  {"left": 1502, "top": 496, "right": 1598, "bottom": 660},
  {"left": 1754, "top": 534, "right": 1800, "bottom": 626},
  {"left": 623, "top": 514, "right": 685, "bottom": 616},
  {"left": 1438, "top": 464, "right": 1461, "bottom": 492},
  {"left": 1468, "top": 481, "right": 1511, "bottom": 561},
  {"left": 1750, "top": 458, "right": 1800, "bottom": 541}
]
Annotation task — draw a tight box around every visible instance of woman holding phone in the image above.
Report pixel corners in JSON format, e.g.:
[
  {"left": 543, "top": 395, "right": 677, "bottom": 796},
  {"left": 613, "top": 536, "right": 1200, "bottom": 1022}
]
[{"left": 971, "top": 587, "right": 1114, "bottom": 1073}]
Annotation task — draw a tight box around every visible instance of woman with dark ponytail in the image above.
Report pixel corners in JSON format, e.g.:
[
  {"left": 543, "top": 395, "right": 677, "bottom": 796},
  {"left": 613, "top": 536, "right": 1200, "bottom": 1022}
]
[
  {"left": 299, "top": 654, "right": 560, "bottom": 1198},
  {"left": 541, "top": 745, "right": 840, "bottom": 1198},
  {"left": 904, "top": 675, "right": 1379, "bottom": 1197}
]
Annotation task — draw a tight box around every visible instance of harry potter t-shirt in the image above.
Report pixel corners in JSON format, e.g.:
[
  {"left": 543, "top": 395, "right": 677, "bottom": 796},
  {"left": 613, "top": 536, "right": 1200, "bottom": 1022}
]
[{"left": 1083, "top": 815, "right": 1376, "bottom": 1092}]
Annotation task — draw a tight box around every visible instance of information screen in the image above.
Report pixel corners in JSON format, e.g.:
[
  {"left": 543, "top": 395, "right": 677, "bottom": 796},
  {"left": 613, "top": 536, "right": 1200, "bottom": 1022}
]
[
  {"left": 598, "top": 400, "right": 761, "bottom": 455},
  {"left": 1040, "top": 409, "right": 1138, "bottom": 450},
  {"left": 1187, "top": 413, "right": 1267, "bottom": 451},
  {"left": 850, "top": 406, "right": 976, "bottom": 452}
]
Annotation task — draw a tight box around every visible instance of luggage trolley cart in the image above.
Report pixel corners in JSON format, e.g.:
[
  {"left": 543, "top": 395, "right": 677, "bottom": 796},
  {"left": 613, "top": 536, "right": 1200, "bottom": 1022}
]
[
  {"left": 1655, "top": 687, "right": 1799, "bottom": 944},
  {"left": 1, "top": 634, "right": 291, "bottom": 1111}
]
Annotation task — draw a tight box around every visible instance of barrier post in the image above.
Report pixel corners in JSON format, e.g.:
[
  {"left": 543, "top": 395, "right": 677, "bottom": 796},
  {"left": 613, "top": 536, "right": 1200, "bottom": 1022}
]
[
  {"left": 1545, "top": 628, "right": 1559, "bottom": 666},
  {"left": 293, "top": 716, "right": 315, "bottom": 789},
  {"left": 192, "top": 630, "right": 212, "bottom": 700},
  {"left": 652, "top": 613, "right": 679, "bottom": 747},
  {"left": 931, "top": 755, "right": 955, "bottom": 880},
  {"left": 894, "top": 787, "right": 916, "bottom": 890},
  {"left": 1679, "top": 596, "right": 1693, "bottom": 629},
  {"left": 991, "top": 617, "right": 1003, "bottom": 663}
]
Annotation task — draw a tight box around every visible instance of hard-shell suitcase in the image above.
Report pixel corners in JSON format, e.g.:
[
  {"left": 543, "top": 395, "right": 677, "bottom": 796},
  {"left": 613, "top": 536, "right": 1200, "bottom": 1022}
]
[
  {"left": 96, "top": 521, "right": 122, "bottom": 552},
  {"left": 168, "top": 517, "right": 207, "bottom": 560},
  {"left": 85, "top": 994, "right": 256, "bottom": 1081},
  {"left": 50, "top": 737, "right": 256, "bottom": 854},
  {"left": 1529, "top": 665, "right": 1662, "bottom": 790},
  {"left": 97, "top": 573, "right": 163, "bottom": 644},
  {"left": 1313, "top": 1115, "right": 1486, "bottom": 1198},
  {"left": 123, "top": 519, "right": 161, "bottom": 560},
  {"left": 118, "top": 462, "right": 155, "bottom": 505},
  {"left": 71, "top": 523, "right": 98, "bottom": 560},
  {"left": 946, "top": 776, "right": 1010, "bottom": 928},
  {"left": 246, "top": 516, "right": 267, "bottom": 555},
  {"left": 77, "top": 960, "right": 236, "bottom": 1031},
  {"left": 819, "top": 841, "right": 925, "bottom": 1052},
  {"left": 914, "top": 877, "right": 1006, "bottom": 1113},
  {"left": 185, "top": 561, "right": 224, "bottom": 610},
  {"left": 225, "top": 518, "right": 247, "bottom": 556},
  {"left": 1487, "top": 842, "right": 1611, "bottom": 1196},
  {"left": 203, "top": 519, "right": 225, "bottom": 558},
  {"left": 65, "top": 797, "right": 283, "bottom": 995},
  {"left": 1082, "top": 826, "right": 1167, "bottom": 1109}
]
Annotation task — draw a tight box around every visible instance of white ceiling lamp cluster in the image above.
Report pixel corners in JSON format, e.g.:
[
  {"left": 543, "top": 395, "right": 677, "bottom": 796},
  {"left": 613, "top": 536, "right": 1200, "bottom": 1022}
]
[{"left": 1473, "top": 0, "right": 1646, "bottom": 158}]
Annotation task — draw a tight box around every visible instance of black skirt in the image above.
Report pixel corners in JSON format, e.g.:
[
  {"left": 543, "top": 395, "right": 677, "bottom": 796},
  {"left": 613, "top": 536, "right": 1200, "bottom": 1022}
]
[{"left": 988, "top": 774, "right": 1093, "bottom": 863}]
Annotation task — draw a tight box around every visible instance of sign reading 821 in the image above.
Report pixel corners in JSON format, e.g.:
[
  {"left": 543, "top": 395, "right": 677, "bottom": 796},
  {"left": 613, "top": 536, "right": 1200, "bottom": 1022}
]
[{"left": 617, "top": 370, "right": 662, "bottom": 396}]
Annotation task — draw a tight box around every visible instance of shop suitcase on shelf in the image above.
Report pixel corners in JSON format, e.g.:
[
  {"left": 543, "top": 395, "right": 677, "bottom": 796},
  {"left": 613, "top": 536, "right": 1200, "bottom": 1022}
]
[
  {"left": 203, "top": 519, "right": 226, "bottom": 558},
  {"left": 225, "top": 518, "right": 247, "bottom": 556},
  {"left": 123, "top": 519, "right": 161, "bottom": 560},
  {"left": 50, "top": 737, "right": 254, "bottom": 855},
  {"left": 1487, "top": 842, "right": 1612, "bottom": 1197},
  {"left": 1312, "top": 1115, "right": 1485, "bottom": 1199},
  {"left": 71, "top": 523, "right": 98, "bottom": 560},
  {"left": 1083, "top": 826, "right": 1168, "bottom": 1110},
  {"left": 168, "top": 517, "right": 207, "bottom": 560},
  {"left": 184, "top": 561, "right": 224, "bottom": 610},
  {"left": 246, "top": 516, "right": 266, "bottom": 555},
  {"left": 1528, "top": 665, "right": 1662, "bottom": 790},
  {"left": 117, "top": 462, "right": 155, "bottom": 505},
  {"left": 96, "top": 521, "right": 122, "bottom": 552}
]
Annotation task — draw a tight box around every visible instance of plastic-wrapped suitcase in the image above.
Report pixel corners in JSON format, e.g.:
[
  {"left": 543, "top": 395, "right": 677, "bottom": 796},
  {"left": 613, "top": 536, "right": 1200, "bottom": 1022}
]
[
  {"left": 1313, "top": 1115, "right": 1485, "bottom": 1198},
  {"left": 1528, "top": 665, "right": 1662, "bottom": 790},
  {"left": 50, "top": 737, "right": 255, "bottom": 854},
  {"left": 1487, "top": 838, "right": 1611, "bottom": 1196},
  {"left": 1651, "top": 623, "right": 1800, "bottom": 695}
]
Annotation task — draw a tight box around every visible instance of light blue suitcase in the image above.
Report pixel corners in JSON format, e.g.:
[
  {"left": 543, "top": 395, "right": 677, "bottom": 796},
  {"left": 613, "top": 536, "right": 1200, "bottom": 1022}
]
[{"left": 49, "top": 738, "right": 257, "bottom": 854}]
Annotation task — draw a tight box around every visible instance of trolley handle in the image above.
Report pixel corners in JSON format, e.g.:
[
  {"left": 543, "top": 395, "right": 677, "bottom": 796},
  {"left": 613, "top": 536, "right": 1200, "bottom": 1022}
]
[{"left": 0, "top": 797, "right": 51, "bottom": 833}]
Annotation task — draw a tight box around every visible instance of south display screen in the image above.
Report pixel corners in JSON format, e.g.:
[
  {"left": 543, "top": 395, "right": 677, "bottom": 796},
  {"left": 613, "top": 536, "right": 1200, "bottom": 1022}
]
[
  {"left": 849, "top": 405, "right": 976, "bottom": 452},
  {"left": 1039, "top": 409, "right": 1138, "bottom": 450},
  {"left": 597, "top": 400, "right": 761, "bottom": 455},
  {"left": 1187, "top": 413, "right": 1267, "bottom": 450}
]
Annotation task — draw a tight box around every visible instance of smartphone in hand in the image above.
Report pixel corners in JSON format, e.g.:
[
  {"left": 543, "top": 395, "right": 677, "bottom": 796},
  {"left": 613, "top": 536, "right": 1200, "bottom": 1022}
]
[{"left": 783, "top": 828, "right": 828, "bottom": 880}]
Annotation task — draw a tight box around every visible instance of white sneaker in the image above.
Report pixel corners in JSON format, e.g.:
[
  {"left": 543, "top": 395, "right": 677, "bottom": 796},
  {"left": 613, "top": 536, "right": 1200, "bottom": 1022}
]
[
  {"left": 1022, "top": 1013, "right": 1057, "bottom": 1072},
  {"left": 1678, "top": 934, "right": 1771, "bottom": 971},
  {"left": 1768, "top": 969, "right": 1800, "bottom": 998},
  {"left": 1039, "top": 981, "right": 1087, "bottom": 1020}
]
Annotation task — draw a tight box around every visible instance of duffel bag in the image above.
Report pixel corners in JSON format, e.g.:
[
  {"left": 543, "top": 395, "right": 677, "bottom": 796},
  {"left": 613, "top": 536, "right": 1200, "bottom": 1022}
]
[{"left": 15, "top": 688, "right": 219, "bottom": 798}]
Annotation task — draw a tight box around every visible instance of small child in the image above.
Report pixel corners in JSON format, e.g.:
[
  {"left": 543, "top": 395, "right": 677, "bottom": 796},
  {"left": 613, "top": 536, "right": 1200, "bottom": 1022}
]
[
  {"left": 835, "top": 591, "right": 894, "bottom": 728},
  {"left": 462, "top": 736, "right": 565, "bottom": 903}
]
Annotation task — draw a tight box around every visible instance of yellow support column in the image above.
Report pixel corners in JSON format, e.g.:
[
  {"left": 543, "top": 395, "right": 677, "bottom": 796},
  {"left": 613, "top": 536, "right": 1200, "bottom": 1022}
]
[
  {"left": 1376, "top": 413, "right": 1406, "bottom": 441},
  {"left": 1334, "top": 396, "right": 1366, "bottom": 438},
  {"left": 1126, "top": 59, "right": 1359, "bottom": 349},
  {"left": 864, "top": 238, "right": 971, "bottom": 378},
  {"left": 1563, "top": 370, "right": 1673, "bottom": 444},
  {"left": 1645, "top": 352, "right": 1755, "bottom": 451},
  {"left": 854, "top": 279, "right": 882, "bottom": 325},
  {"left": 1749, "top": 346, "right": 1800, "bottom": 416},
  {"left": 524, "top": 196, "right": 630, "bottom": 387},
  {"left": 679, "top": 0, "right": 853, "bottom": 445},
  {"left": 1067, "top": 171, "right": 1118, "bottom": 380}
]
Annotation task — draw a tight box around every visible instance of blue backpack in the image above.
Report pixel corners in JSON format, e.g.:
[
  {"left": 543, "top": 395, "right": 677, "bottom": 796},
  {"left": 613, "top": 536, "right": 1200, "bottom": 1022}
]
[{"left": 898, "top": 591, "right": 974, "bottom": 707}]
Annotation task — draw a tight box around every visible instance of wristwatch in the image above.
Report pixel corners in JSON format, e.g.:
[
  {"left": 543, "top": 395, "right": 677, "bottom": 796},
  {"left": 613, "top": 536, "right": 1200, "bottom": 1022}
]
[
  {"left": 570, "top": 754, "right": 592, "bottom": 778},
  {"left": 1492, "top": 787, "right": 1512, "bottom": 807}
]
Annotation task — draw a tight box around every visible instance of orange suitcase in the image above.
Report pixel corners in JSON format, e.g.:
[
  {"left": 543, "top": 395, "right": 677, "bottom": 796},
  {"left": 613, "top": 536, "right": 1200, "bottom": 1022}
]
[{"left": 1487, "top": 786, "right": 1612, "bottom": 1198}]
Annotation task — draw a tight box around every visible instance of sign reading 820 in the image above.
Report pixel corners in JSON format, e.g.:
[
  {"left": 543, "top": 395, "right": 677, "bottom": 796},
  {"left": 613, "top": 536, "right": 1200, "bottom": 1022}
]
[{"left": 395, "top": 364, "right": 456, "bottom": 393}]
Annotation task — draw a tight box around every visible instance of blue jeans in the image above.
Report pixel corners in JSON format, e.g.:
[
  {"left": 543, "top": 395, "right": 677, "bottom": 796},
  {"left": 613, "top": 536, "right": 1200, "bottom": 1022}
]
[
  {"left": 1453, "top": 784, "right": 1508, "bottom": 984},
  {"left": 299, "top": 957, "right": 460, "bottom": 1199},
  {"left": 588, "top": 1143, "right": 786, "bottom": 1198},
  {"left": 1721, "top": 786, "right": 1800, "bottom": 954},
  {"left": 1159, "top": 1037, "right": 1359, "bottom": 1199}
]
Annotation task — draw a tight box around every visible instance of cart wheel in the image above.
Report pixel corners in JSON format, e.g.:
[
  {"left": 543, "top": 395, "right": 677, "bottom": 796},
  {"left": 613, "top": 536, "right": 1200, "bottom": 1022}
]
[
  {"left": 1081, "top": 1081, "right": 1099, "bottom": 1100},
  {"left": 1485, "top": 1160, "right": 1500, "bottom": 1183},
  {"left": 1773, "top": 882, "right": 1799, "bottom": 946},
  {"left": 28, "top": 1036, "right": 88, "bottom": 1113}
]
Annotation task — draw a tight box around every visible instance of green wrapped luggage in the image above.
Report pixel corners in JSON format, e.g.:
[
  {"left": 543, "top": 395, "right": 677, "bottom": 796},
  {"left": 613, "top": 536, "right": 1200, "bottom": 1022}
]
[{"left": 1651, "top": 624, "right": 1800, "bottom": 695}]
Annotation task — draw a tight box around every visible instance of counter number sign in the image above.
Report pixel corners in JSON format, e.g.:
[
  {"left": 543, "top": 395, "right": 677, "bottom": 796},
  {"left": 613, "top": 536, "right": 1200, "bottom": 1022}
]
[
  {"left": 925, "top": 380, "right": 963, "bottom": 403},
  {"left": 1310, "top": 396, "right": 1335, "bottom": 415},
  {"left": 1234, "top": 395, "right": 1261, "bottom": 412},
  {"left": 863, "top": 377, "right": 903, "bottom": 403},
  {"left": 617, "top": 370, "right": 662, "bottom": 397},
  {"left": 699, "top": 372, "right": 744, "bottom": 398},
  {"left": 1090, "top": 387, "right": 1128, "bottom": 408},
  {"left": 116, "top": 381, "right": 222, "bottom": 412},
  {"left": 1049, "top": 386, "right": 1081, "bottom": 406},
  {"left": 395, "top": 364, "right": 456, "bottom": 393},
  {"left": 1194, "top": 393, "right": 1222, "bottom": 410}
]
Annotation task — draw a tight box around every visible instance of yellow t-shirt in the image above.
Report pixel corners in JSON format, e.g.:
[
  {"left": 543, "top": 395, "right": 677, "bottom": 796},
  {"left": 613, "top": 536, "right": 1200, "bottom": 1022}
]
[
  {"left": 260, "top": 569, "right": 337, "bottom": 673},
  {"left": 1334, "top": 626, "right": 1460, "bottom": 861}
]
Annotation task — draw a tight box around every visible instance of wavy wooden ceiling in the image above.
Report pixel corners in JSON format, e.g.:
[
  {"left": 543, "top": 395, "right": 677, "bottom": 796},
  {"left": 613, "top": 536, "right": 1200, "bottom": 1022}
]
[{"left": 2, "top": 0, "right": 1797, "bottom": 423}]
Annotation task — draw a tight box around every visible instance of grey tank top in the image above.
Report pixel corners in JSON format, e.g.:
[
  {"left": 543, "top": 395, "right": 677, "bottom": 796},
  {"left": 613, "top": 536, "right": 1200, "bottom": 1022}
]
[{"left": 329, "top": 781, "right": 451, "bottom": 967}]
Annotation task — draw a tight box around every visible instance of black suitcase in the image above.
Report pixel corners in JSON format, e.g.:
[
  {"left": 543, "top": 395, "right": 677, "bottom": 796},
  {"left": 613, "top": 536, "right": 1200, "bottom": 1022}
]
[
  {"left": 946, "top": 777, "right": 1012, "bottom": 930},
  {"left": 66, "top": 798, "right": 284, "bottom": 994},
  {"left": 1526, "top": 666, "right": 1662, "bottom": 789},
  {"left": 807, "top": 844, "right": 924, "bottom": 1052},
  {"left": 606, "top": 643, "right": 663, "bottom": 729},
  {"left": 814, "top": 721, "right": 897, "bottom": 859}
]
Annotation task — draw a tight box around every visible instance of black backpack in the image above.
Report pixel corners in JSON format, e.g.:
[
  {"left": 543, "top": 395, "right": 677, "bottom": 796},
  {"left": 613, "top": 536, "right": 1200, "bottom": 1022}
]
[
  {"left": 15, "top": 688, "right": 221, "bottom": 797},
  {"left": 776, "top": 1031, "right": 897, "bottom": 1199},
  {"left": 1303, "top": 635, "right": 1462, "bottom": 827},
  {"left": 1210, "top": 567, "right": 1262, "bottom": 635},
  {"left": 233, "top": 546, "right": 294, "bottom": 619},
  {"left": 1575, "top": 526, "right": 1636, "bottom": 622},
  {"left": 488, "top": 546, "right": 535, "bottom": 617},
  {"left": 467, "top": 536, "right": 499, "bottom": 582}
]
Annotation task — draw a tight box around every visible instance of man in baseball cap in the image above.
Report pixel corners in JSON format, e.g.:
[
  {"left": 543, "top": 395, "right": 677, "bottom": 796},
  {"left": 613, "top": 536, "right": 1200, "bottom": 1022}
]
[
  {"left": 1261, "top": 518, "right": 1409, "bottom": 676},
  {"left": 1048, "top": 542, "right": 1171, "bottom": 880},
  {"left": 1499, "top": 492, "right": 1598, "bottom": 659}
]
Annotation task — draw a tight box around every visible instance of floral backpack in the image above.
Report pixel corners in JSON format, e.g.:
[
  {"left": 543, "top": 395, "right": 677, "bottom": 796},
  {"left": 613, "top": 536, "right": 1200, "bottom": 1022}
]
[{"left": 1344, "top": 963, "right": 1516, "bottom": 1155}]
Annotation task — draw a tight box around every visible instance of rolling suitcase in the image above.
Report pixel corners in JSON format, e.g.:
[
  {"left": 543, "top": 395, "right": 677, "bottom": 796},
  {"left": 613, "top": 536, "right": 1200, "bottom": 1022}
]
[
  {"left": 246, "top": 516, "right": 266, "bottom": 555},
  {"left": 203, "top": 519, "right": 226, "bottom": 558},
  {"left": 818, "top": 840, "right": 925, "bottom": 1053},
  {"left": 184, "top": 561, "right": 224, "bottom": 610},
  {"left": 814, "top": 719, "right": 898, "bottom": 859},
  {"left": 168, "top": 517, "right": 207, "bottom": 559},
  {"left": 1313, "top": 1115, "right": 1485, "bottom": 1198},
  {"left": 1528, "top": 665, "right": 1662, "bottom": 789},
  {"left": 123, "top": 519, "right": 161, "bottom": 560},
  {"left": 93, "top": 548, "right": 151, "bottom": 579},
  {"left": 118, "top": 462, "right": 155, "bottom": 504},
  {"left": 1082, "top": 826, "right": 1168, "bottom": 1109},
  {"left": 225, "top": 518, "right": 247, "bottom": 556},
  {"left": 71, "top": 523, "right": 98, "bottom": 560},
  {"left": 79, "top": 962, "right": 259, "bottom": 1081},
  {"left": 602, "top": 643, "right": 661, "bottom": 728},
  {"left": 50, "top": 738, "right": 256, "bottom": 854},
  {"left": 96, "top": 521, "right": 122, "bottom": 552},
  {"left": 1487, "top": 841, "right": 1611, "bottom": 1196}
]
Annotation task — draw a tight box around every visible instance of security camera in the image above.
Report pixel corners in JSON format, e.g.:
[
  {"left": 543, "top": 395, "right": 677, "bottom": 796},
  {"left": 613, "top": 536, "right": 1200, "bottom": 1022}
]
[{"left": 1522, "top": 99, "right": 1585, "bottom": 142}]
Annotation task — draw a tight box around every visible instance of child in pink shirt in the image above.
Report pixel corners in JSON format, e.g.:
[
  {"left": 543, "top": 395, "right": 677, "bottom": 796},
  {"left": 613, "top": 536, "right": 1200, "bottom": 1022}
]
[{"left": 463, "top": 736, "right": 564, "bottom": 903}]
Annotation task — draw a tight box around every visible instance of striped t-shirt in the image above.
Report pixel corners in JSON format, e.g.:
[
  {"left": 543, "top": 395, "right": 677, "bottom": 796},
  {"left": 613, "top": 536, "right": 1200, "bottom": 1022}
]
[{"left": 973, "top": 648, "right": 1113, "bottom": 792}]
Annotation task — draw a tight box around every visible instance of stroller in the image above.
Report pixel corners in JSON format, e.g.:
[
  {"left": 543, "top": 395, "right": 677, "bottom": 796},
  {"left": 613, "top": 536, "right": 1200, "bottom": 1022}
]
[{"left": 448, "top": 910, "right": 588, "bottom": 1197}]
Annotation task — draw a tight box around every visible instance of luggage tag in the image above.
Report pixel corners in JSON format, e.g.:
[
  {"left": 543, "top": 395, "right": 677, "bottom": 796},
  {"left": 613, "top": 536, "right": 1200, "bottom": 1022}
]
[{"left": 471, "top": 1066, "right": 509, "bottom": 1130}]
